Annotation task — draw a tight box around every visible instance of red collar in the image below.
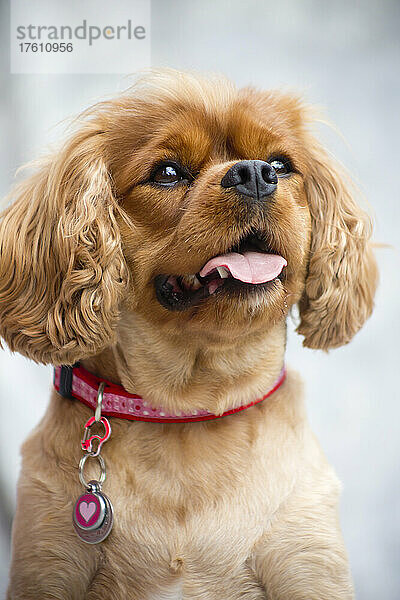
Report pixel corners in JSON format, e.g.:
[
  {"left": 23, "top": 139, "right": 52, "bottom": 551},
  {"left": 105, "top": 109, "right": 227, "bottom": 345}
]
[{"left": 54, "top": 364, "right": 286, "bottom": 423}]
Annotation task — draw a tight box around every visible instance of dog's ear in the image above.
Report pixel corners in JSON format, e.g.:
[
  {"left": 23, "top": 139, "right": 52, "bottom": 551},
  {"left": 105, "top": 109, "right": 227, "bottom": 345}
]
[
  {"left": 297, "top": 139, "right": 378, "bottom": 350},
  {"left": 0, "top": 125, "right": 128, "bottom": 365}
]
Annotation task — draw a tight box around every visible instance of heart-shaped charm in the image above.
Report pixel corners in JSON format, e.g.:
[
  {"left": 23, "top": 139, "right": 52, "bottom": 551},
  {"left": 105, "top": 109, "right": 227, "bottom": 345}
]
[
  {"left": 79, "top": 501, "right": 97, "bottom": 522},
  {"left": 74, "top": 492, "right": 104, "bottom": 530},
  {"left": 73, "top": 484, "right": 113, "bottom": 544}
]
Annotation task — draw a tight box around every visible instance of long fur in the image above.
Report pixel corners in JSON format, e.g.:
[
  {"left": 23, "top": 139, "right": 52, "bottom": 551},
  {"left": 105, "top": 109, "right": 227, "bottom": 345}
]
[
  {"left": 297, "top": 139, "right": 377, "bottom": 348},
  {"left": 0, "top": 130, "right": 128, "bottom": 364}
]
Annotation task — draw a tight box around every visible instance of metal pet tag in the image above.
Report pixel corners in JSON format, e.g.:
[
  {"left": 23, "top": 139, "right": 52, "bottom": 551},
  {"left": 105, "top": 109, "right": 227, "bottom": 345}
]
[
  {"left": 73, "top": 481, "right": 114, "bottom": 544},
  {"left": 73, "top": 452, "right": 114, "bottom": 544}
]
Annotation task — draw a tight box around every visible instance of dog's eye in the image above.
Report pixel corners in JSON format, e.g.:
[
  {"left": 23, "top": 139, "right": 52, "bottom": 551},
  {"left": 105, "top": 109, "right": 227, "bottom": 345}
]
[
  {"left": 268, "top": 156, "right": 293, "bottom": 177},
  {"left": 150, "top": 162, "right": 188, "bottom": 186}
]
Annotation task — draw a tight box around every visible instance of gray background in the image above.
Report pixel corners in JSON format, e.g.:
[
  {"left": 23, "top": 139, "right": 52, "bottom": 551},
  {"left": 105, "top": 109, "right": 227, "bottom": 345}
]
[{"left": 1, "top": 0, "right": 399, "bottom": 597}]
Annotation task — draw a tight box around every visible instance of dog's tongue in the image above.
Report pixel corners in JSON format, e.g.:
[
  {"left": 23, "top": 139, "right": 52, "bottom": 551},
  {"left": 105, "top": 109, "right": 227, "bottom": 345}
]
[{"left": 200, "top": 251, "right": 287, "bottom": 284}]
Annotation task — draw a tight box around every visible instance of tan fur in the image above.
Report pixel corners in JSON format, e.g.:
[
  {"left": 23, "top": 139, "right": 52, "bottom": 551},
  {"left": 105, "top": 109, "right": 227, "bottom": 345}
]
[
  {"left": 297, "top": 139, "right": 377, "bottom": 349},
  {"left": 0, "top": 127, "right": 128, "bottom": 364},
  {"left": 1, "top": 70, "right": 377, "bottom": 599}
]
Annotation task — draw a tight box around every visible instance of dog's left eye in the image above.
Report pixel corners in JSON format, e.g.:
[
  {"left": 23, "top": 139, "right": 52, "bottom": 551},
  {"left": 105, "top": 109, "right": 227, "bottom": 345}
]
[
  {"left": 268, "top": 156, "right": 293, "bottom": 177},
  {"left": 150, "top": 162, "right": 188, "bottom": 186}
]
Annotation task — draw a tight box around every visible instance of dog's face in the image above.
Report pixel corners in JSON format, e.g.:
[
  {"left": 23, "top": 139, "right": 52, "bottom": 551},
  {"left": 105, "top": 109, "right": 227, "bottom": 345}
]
[
  {"left": 109, "top": 86, "right": 312, "bottom": 338},
  {"left": 0, "top": 72, "right": 377, "bottom": 364}
]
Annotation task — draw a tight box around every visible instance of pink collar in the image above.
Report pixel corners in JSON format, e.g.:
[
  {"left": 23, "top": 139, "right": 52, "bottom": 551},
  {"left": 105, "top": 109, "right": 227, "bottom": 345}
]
[{"left": 54, "top": 364, "right": 286, "bottom": 423}]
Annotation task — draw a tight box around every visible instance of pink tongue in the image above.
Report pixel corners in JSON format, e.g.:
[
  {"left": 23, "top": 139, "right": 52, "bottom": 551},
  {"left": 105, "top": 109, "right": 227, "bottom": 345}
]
[{"left": 199, "top": 251, "right": 287, "bottom": 284}]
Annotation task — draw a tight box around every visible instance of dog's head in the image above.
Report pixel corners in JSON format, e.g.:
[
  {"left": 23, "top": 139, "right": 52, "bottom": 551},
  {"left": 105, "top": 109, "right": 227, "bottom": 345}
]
[{"left": 0, "top": 71, "right": 377, "bottom": 364}]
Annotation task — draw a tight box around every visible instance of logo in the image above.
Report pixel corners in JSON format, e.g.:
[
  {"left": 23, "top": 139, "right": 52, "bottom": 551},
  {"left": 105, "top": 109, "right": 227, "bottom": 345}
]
[{"left": 11, "top": 0, "right": 151, "bottom": 74}]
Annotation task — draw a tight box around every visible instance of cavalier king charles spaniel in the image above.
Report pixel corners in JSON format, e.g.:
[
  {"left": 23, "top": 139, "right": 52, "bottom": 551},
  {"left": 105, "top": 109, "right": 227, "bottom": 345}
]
[{"left": 1, "top": 70, "right": 377, "bottom": 599}]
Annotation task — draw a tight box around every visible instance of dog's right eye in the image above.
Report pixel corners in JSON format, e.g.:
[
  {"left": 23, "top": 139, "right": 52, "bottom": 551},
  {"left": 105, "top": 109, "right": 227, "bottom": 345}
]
[{"left": 150, "top": 162, "right": 188, "bottom": 186}]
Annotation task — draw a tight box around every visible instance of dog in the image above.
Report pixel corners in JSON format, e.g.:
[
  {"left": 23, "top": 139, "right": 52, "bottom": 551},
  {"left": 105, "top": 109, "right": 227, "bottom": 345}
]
[{"left": 0, "top": 70, "right": 377, "bottom": 599}]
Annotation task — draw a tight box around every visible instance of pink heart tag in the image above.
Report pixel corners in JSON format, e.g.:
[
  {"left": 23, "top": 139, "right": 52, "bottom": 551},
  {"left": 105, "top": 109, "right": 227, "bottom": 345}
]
[{"left": 79, "top": 501, "right": 96, "bottom": 522}]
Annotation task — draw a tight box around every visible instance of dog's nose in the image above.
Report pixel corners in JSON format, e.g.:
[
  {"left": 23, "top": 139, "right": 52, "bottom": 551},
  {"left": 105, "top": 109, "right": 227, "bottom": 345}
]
[{"left": 221, "top": 160, "right": 278, "bottom": 199}]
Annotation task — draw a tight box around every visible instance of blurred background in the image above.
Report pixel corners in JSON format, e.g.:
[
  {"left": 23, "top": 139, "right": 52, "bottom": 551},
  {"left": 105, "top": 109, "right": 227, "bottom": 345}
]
[{"left": 0, "top": 0, "right": 399, "bottom": 597}]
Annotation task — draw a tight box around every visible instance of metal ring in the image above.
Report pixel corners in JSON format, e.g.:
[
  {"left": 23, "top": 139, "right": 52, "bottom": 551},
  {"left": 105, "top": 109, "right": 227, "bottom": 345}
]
[
  {"left": 95, "top": 382, "right": 105, "bottom": 422},
  {"left": 79, "top": 453, "right": 106, "bottom": 489}
]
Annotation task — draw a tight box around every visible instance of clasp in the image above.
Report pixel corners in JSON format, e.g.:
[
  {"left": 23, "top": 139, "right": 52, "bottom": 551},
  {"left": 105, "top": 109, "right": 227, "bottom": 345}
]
[{"left": 81, "top": 415, "right": 111, "bottom": 456}]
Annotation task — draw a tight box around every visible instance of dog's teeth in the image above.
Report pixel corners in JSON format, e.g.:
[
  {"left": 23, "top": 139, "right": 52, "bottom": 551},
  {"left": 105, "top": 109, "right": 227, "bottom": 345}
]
[
  {"left": 193, "top": 275, "right": 202, "bottom": 288},
  {"left": 181, "top": 274, "right": 202, "bottom": 291},
  {"left": 217, "top": 267, "right": 230, "bottom": 279},
  {"left": 190, "top": 275, "right": 202, "bottom": 290}
]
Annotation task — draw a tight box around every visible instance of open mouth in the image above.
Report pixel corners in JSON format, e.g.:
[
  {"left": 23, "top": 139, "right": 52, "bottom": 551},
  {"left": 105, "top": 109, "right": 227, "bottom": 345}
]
[{"left": 154, "top": 232, "right": 287, "bottom": 311}]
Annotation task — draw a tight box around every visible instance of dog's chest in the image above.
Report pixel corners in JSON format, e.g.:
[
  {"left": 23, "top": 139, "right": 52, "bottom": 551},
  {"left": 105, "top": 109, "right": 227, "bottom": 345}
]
[
  {"left": 109, "top": 482, "right": 268, "bottom": 599},
  {"left": 147, "top": 581, "right": 184, "bottom": 600},
  {"left": 100, "top": 413, "right": 294, "bottom": 598}
]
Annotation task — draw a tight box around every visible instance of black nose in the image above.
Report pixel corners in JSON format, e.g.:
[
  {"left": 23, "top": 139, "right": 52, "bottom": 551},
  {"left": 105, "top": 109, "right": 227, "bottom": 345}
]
[{"left": 221, "top": 160, "right": 278, "bottom": 199}]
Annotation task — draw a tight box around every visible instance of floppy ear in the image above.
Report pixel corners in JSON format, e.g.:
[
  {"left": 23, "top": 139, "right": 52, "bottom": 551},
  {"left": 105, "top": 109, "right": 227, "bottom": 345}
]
[
  {"left": 0, "top": 126, "right": 128, "bottom": 365},
  {"left": 297, "top": 140, "right": 378, "bottom": 350}
]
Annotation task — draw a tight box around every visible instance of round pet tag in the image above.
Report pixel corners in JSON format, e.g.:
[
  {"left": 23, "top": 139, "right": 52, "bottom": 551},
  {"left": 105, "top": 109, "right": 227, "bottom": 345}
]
[{"left": 73, "top": 482, "right": 114, "bottom": 544}]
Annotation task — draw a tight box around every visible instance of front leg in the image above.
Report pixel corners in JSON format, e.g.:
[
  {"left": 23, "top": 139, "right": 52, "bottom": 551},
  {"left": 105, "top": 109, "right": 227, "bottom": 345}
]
[
  {"left": 7, "top": 474, "right": 100, "bottom": 600},
  {"left": 252, "top": 479, "right": 354, "bottom": 599}
]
